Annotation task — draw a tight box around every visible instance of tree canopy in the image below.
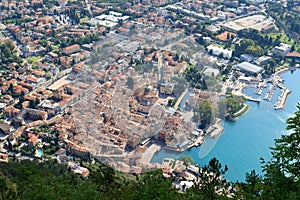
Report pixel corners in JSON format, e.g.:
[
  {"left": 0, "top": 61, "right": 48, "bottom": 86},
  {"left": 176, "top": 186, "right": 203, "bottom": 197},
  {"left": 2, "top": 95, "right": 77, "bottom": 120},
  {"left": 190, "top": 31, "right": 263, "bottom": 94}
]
[
  {"left": 194, "top": 99, "right": 214, "bottom": 128},
  {"left": 1, "top": 104, "right": 300, "bottom": 199}
]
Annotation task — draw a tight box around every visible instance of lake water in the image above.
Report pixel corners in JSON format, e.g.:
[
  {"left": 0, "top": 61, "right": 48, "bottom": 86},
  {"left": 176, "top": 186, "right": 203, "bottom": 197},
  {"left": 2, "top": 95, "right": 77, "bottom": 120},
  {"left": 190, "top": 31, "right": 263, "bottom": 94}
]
[{"left": 151, "top": 69, "right": 300, "bottom": 182}]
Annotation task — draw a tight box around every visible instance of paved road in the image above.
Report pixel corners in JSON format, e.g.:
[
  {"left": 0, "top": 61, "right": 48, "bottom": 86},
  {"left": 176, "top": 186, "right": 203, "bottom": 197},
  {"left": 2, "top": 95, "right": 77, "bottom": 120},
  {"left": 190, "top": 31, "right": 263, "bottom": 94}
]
[{"left": 174, "top": 89, "right": 188, "bottom": 109}]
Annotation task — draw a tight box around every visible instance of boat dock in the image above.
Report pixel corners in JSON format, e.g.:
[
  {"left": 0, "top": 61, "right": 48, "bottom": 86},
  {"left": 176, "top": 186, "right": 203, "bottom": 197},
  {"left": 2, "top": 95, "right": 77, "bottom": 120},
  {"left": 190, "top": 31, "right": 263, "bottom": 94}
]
[
  {"left": 254, "top": 87, "right": 263, "bottom": 95},
  {"left": 263, "top": 84, "right": 275, "bottom": 101},
  {"left": 240, "top": 92, "right": 261, "bottom": 102},
  {"left": 246, "top": 96, "right": 261, "bottom": 102},
  {"left": 274, "top": 84, "right": 291, "bottom": 110},
  {"left": 234, "top": 90, "right": 261, "bottom": 103}
]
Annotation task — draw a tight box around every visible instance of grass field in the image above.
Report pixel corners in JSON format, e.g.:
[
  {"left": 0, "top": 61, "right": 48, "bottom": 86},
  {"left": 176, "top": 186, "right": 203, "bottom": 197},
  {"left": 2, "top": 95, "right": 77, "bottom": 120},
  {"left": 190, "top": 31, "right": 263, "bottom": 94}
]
[
  {"left": 268, "top": 33, "right": 294, "bottom": 45},
  {"left": 268, "top": 33, "right": 300, "bottom": 51},
  {"left": 26, "top": 56, "right": 42, "bottom": 67},
  {"left": 52, "top": 44, "right": 60, "bottom": 51},
  {"left": 80, "top": 18, "right": 90, "bottom": 24}
]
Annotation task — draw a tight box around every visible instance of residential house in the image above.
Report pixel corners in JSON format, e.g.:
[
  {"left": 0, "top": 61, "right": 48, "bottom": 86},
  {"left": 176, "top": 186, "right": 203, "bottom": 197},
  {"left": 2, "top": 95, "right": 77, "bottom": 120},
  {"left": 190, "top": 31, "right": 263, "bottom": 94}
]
[
  {"left": 0, "top": 103, "right": 7, "bottom": 113},
  {"left": 0, "top": 153, "right": 8, "bottom": 163},
  {"left": 63, "top": 44, "right": 81, "bottom": 55},
  {"left": 0, "top": 123, "right": 13, "bottom": 135},
  {"left": 159, "top": 83, "right": 174, "bottom": 95},
  {"left": 127, "top": 135, "right": 141, "bottom": 149},
  {"left": 27, "top": 132, "right": 38, "bottom": 147}
]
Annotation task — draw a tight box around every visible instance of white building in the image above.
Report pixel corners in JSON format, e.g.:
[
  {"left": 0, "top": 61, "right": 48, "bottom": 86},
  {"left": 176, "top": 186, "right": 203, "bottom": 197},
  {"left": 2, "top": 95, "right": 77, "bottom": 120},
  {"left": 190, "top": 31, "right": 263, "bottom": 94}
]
[
  {"left": 272, "top": 43, "right": 291, "bottom": 56},
  {"left": 203, "top": 36, "right": 212, "bottom": 44},
  {"left": 179, "top": 181, "right": 194, "bottom": 191},
  {"left": 240, "top": 54, "right": 254, "bottom": 62},
  {"left": 255, "top": 56, "right": 272, "bottom": 66},
  {"left": 236, "top": 62, "right": 264, "bottom": 75},
  {"left": 207, "top": 45, "right": 233, "bottom": 59}
]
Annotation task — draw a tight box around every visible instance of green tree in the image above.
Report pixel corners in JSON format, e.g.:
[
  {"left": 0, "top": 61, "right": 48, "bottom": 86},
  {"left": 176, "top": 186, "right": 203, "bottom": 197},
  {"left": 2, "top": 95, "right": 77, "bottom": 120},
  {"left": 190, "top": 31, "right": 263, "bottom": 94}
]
[
  {"left": 2, "top": 46, "right": 11, "bottom": 58},
  {"left": 0, "top": 175, "right": 17, "bottom": 200},
  {"left": 217, "top": 99, "right": 227, "bottom": 119},
  {"left": 194, "top": 99, "right": 214, "bottom": 128},
  {"left": 5, "top": 40, "right": 15, "bottom": 51},
  {"left": 29, "top": 99, "right": 36, "bottom": 109},
  {"left": 8, "top": 83, "right": 14, "bottom": 94},
  {"left": 245, "top": 45, "right": 263, "bottom": 57},
  {"left": 224, "top": 93, "right": 246, "bottom": 117},
  {"left": 133, "top": 169, "right": 181, "bottom": 200},
  {"left": 181, "top": 155, "right": 194, "bottom": 166},
  {"left": 237, "top": 170, "right": 262, "bottom": 199},
  {"left": 89, "top": 165, "right": 127, "bottom": 199},
  {"left": 260, "top": 103, "right": 300, "bottom": 199},
  {"left": 193, "top": 158, "right": 229, "bottom": 200}
]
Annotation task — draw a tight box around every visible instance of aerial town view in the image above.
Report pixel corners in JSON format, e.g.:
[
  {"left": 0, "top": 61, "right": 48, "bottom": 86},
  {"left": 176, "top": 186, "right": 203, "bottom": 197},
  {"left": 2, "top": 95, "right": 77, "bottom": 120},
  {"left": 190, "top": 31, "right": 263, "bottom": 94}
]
[{"left": 0, "top": 0, "right": 299, "bottom": 199}]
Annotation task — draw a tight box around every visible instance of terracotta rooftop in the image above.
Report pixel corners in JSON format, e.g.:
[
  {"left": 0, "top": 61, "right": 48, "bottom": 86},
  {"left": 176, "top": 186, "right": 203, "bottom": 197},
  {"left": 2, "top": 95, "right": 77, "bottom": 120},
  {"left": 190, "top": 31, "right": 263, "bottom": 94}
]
[
  {"left": 286, "top": 51, "right": 300, "bottom": 58},
  {"left": 216, "top": 31, "right": 236, "bottom": 41}
]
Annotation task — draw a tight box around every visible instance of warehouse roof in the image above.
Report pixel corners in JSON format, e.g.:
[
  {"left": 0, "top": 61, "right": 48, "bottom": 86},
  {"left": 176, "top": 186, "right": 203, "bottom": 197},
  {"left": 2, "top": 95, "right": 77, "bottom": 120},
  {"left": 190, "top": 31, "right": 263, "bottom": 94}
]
[{"left": 236, "top": 62, "right": 263, "bottom": 74}]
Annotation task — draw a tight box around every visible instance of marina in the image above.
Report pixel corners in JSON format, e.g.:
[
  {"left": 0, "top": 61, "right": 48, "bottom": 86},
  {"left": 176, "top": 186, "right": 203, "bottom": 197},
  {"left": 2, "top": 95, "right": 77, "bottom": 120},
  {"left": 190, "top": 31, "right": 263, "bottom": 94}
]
[
  {"left": 152, "top": 69, "right": 300, "bottom": 182},
  {"left": 254, "top": 87, "right": 263, "bottom": 95},
  {"left": 246, "top": 74, "right": 291, "bottom": 109},
  {"left": 263, "top": 84, "right": 275, "bottom": 102}
]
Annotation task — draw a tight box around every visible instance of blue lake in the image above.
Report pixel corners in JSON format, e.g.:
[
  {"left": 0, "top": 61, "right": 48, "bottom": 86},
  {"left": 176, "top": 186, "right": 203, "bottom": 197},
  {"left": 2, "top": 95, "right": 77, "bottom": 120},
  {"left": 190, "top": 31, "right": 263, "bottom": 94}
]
[{"left": 151, "top": 69, "right": 300, "bottom": 182}]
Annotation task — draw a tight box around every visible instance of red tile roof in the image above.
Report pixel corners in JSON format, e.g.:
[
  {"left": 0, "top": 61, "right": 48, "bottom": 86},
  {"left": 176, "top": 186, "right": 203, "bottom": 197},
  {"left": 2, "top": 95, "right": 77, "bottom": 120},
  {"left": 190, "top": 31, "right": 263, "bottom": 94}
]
[{"left": 286, "top": 51, "right": 300, "bottom": 58}]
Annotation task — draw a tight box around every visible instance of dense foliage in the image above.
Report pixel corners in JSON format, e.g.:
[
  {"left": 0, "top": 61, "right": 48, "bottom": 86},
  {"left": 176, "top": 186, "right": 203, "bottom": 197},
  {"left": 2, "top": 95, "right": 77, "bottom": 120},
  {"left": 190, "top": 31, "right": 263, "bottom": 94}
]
[
  {"left": 1, "top": 107, "right": 300, "bottom": 200},
  {"left": 267, "top": 1, "right": 300, "bottom": 39},
  {"left": 0, "top": 159, "right": 226, "bottom": 200},
  {"left": 217, "top": 93, "right": 246, "bottom": 119},
  {"left": 193, "top": 99, "right": 215, "bottom": 128},
  {"left": 183, "top": 65, "right": 207, "bottom": 90},
  {"left": 0, "top": 160, "right": 100, "bottom": 200},
  {"left": 0, "top": 41, "right": 21, "bottom": 65},
  {"left": 234, "top": 38, "right": 264, "bottom": 57}
]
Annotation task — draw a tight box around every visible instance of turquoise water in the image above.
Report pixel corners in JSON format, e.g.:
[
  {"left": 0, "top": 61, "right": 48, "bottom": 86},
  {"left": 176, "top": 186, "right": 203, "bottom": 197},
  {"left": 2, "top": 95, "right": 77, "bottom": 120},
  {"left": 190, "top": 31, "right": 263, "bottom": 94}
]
[
  {"left": 151, "top": 69, "right": 300, "bottom": 182},
  {"left": 36, "top": 149, "right": 43, "bottom": 157}
]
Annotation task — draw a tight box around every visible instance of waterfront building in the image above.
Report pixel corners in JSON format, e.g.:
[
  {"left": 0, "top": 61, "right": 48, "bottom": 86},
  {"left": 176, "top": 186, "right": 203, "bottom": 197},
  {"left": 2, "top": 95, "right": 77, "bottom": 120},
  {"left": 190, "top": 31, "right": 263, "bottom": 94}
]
[{"left": 236, "top": 62, "right": 264, "bottom": 75}]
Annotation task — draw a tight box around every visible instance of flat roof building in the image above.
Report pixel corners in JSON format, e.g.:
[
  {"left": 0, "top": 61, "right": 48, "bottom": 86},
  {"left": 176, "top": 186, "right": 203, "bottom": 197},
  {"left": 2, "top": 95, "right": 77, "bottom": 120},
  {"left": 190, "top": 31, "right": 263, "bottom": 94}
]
[
  {"left": 236, "top": 62, "right": 263, "bottom": 75},
  {"left": 272, "top": 43, "right": 291, "bottom": 56},
  {"left": 255, "top": 56, "right": 272, "bottom": 66}
]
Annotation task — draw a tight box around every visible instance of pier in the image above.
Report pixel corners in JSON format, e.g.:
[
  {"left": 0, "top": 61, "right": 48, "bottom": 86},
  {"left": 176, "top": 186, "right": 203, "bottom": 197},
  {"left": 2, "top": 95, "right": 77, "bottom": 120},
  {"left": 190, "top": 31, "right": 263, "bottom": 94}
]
[
  {"left": 254, "top": 87, "right": 263, "bottom": 95},
  {"left": 233, "top": 91, "right": 261, "bottom": 103},
  {"left": 242, "top": 93, "right": 261, "bottom": 102},
  {"left": 263, "top": 84, "right": 275, "bottom": 102},
  {"left": 274, "top": 83, "right": 291, "bottom": 110}
]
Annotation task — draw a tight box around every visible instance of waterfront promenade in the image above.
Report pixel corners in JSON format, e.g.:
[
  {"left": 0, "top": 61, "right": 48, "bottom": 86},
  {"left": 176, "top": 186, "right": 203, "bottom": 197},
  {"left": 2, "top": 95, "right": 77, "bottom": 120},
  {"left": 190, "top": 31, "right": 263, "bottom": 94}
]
[
  {"left": 210, "top": 124, "right": 224, "bottom": 137},
  {"left": 233, "top": 104, "right": 250, "bottom": 118},
  {"left": 140, "top": 144, "right": 161, "bottom": 163}
]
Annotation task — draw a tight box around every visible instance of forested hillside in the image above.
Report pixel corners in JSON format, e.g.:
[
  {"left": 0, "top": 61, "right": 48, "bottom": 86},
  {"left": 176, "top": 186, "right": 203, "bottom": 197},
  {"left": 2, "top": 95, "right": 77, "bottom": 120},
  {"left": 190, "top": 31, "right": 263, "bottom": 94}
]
[{"left": 1, "top": 104, "right": 300, "bottom": 200}]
